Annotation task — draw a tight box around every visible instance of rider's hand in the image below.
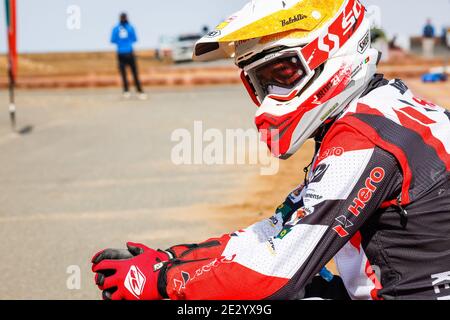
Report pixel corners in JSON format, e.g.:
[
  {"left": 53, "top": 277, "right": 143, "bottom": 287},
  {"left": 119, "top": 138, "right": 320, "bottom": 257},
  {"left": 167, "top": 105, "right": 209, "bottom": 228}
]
[{"left": 91, "top": 242, "right": 169, "bottom": 300}]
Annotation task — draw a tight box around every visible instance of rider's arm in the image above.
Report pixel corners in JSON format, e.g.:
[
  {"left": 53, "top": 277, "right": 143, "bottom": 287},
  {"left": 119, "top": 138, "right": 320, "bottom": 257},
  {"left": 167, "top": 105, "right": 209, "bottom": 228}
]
[{"left": 158, "top": 124, "right": 402, "bottom": 300}]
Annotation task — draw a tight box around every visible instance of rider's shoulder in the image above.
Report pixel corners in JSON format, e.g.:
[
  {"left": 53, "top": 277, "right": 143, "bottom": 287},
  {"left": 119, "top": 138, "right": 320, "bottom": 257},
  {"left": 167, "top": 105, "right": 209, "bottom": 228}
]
[
  {"left": 357, "top": 78, "right": 412, "bottom": 106},
  {"left": 341, "top": 77, "right": 435, "bottom": 118}
]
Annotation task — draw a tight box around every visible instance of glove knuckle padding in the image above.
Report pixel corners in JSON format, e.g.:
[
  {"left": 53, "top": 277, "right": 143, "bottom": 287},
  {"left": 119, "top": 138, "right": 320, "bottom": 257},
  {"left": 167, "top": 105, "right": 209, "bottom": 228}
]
[
  {"left": 99, "top": 274, "right": 118, "bottom": 291},
  {"left": 95, "top": 273, "right": 103, "bottom": 286},
  {"left": 92, "top": 248, "right": 134, "bottom": 265}
]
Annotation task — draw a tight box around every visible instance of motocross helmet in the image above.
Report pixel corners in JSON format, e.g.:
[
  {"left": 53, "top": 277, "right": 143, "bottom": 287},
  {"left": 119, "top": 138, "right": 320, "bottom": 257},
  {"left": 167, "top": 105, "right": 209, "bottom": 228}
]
[{"left": 194, "top": 0, "right": 379, "bottom": 159}]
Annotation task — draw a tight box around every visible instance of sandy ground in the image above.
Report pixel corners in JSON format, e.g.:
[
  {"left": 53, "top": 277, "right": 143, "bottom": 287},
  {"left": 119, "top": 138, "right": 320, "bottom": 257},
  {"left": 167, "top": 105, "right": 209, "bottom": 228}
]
[
  {"left": 408, "top": 79, "right": 450, "bottom": 108},
  {"left": 0, "top": 78, "right": 448, "bottom": 300},
  {"left": 1, "top": 51, "right": 447, "bottom": 89},
  {"left": 0, "top": 52, "right": 240, "bottom": 89}
]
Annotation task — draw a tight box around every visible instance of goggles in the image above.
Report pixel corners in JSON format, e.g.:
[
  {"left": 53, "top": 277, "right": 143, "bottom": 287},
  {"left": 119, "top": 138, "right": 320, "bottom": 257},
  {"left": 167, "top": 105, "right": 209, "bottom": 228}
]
[{"left": 242, "top": 48, "right": 315, "bottom": 105}]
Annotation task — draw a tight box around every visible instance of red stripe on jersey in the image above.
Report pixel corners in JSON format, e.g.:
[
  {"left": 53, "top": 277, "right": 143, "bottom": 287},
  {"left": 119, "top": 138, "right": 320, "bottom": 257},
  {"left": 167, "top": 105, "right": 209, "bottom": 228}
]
[
  {"left": 349, "top": 231, "right": 362, "bottom": 253},
  {"left": 380, "top": 199, "right": 398, "bottom": 209},
  {"left": 394, "top": 109, "right": 450, "bottom": 170},
  {"left": 333, "top": 225, "right": 349, "bottom": 238},
  {"left": 399, "top": 107, "right": 436, "bottom": 125},
  {"left": 349, "top": 232, "right": 383, "bottom": 299},
  {"left": 365, "top": 260, "right": 383, "bottom": 300},
  {"left": 355, "top": 103, "right": 385, "bottom": 116}
]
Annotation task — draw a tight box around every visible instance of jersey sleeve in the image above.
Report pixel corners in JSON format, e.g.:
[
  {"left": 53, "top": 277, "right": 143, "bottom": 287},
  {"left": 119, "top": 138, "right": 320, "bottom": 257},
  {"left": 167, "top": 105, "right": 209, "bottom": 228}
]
[{"left": 157, "top": 124, "right": 402, "bottom": 300}]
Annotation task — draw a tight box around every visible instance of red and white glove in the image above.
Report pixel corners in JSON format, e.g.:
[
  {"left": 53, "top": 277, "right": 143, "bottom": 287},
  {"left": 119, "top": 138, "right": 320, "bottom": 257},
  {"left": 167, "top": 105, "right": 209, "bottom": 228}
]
[{"left": 91, "top": 242, "right": 170, "bottom": 300}]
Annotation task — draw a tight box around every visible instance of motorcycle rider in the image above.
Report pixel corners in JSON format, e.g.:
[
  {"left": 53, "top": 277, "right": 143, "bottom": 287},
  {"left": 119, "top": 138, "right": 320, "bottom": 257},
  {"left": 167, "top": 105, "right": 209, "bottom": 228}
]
[{"left": 92, "top": 0, "right": 450, "bottom": 300}]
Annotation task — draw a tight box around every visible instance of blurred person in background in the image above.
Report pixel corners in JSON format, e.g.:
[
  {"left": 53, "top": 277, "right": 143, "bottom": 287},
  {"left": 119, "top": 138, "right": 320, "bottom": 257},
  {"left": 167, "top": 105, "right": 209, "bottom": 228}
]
[
  {"left": 442, "top": 27, "right": 450, "bottom": 48},
  {"left": 422, "top": 18, "right": 436, "bottom": 59},
  {"left": 111, "top": 13, "right": 147, "bottom": 100}
]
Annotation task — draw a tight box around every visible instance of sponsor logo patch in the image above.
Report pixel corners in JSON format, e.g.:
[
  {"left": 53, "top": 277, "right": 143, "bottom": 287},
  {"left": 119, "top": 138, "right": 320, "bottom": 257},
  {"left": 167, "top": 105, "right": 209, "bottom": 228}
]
[
  {"left": 358, "top": 30, "right": 370, "bottom": 53},
  {"left": 276, "top": 226, "right": 292, "bottom": 240},
  {"left": 304, "top": 192, "right": 323, "bottom": 200},
  {"left": 310, "top": 164, "right": 330, "bottom": 184},
  {"left": 269, "top": 216, "right": 279, "bottom": 227},
  {"left": 317, "top": 147, "right": 344, "bottom": 163},
  {"left": 276, "top": 203, "right": 295, "bottom": 220},
  {"left": 173, "top": 255, "right": 236, "bottom": 293},
  {"left": 205, "top": 30, "right": 221, "bottom": 38},
  {"left": 431, "top": 271, "right": 450, "bottom": 300},
  {"left": 288, "top": 184, "right": 305, "bottom": 203},
  {"left": 124, "top": 265, "right": 146, "bottom": 299},
  {"left": 348, "top": 167, "right": 385, "bottom": 217},
  {"left": 281, "top": 14, "right": 308, "bottom": 27},
  {"left": 333, "top": 225, "right": 349, "bottom": 238},
  {"left": 332, "top": 215, "right": 355, "bottom": 238},
  {"left": 266, "top": 238, "right": 276, "bottom": 255}
]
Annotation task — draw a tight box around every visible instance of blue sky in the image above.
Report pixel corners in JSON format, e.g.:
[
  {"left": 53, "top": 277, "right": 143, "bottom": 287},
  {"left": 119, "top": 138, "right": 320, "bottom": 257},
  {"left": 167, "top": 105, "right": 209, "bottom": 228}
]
[{"left": 0, "top": 0, "right": 449, "bottom": 53}]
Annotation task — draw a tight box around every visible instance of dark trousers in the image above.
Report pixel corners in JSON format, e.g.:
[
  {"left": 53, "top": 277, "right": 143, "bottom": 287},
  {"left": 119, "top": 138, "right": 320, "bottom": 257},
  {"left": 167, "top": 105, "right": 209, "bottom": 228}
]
[{"left": 118, "top": 53, "right": 143, "bottom": 93}]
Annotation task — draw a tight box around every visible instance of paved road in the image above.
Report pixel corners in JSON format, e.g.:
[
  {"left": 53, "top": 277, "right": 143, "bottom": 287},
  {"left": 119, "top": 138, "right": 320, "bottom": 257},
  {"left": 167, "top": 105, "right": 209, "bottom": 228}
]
[{"left": 0, "top": 86, "right": 258, "bottom": 299}]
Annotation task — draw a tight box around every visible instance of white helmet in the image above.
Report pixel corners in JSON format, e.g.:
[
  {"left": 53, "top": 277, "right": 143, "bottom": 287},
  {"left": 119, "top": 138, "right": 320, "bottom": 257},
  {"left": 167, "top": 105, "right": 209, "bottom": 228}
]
[{"left": 194, "top": 0, "right": 379, "bottom": 159}]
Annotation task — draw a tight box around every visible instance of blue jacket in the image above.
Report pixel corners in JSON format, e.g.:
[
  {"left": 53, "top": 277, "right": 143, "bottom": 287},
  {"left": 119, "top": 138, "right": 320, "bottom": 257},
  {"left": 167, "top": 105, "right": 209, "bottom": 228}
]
[
  {"left": 111, "top": 23, "right": 137, "bottom": 54},
  {"left": 423, "top": 24, "right": 435, "bottom": 38}
]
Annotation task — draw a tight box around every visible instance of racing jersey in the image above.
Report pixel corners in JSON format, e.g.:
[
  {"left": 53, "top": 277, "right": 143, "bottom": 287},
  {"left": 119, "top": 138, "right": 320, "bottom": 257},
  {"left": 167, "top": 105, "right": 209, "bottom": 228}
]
[{"left": 157, "top": 76, "right": 450, "bottom": 300}]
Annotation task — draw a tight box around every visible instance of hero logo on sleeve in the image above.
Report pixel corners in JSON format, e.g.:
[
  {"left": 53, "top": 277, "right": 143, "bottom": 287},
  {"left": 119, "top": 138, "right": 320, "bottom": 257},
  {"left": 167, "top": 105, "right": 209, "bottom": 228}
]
[
  {"left": 332, "top": 167, "right": 385, "bottom": 238},
  {"left": 124, "top": 265, "right": 146, "bottom": 299},
  {"left": 348, "top": 167, "right": 385, "bottom": 217}
]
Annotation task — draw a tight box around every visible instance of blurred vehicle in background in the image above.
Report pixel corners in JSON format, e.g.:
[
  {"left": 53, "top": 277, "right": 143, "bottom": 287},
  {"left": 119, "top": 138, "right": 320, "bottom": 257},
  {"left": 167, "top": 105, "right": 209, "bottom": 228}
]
[
  {"left": 155, "top": 35, "right": 175, "bottom": 60},
  {"left": 171, "top": 33, "right": 202, "bottom": 63},
  {"left": 156, "top": 26, "right": 209, "bottom": 64},
  {"left": 422, "top": 72, "right": 448, "bottom": 83},
  {"left": 422, "top": 66, "right": 450, "bottom": 83}
]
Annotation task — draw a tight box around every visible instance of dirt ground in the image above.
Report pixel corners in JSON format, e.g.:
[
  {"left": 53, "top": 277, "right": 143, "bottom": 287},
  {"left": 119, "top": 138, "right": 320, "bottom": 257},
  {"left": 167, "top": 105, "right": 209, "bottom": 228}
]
[
  {"left": 1, "top": 51, "right": 448, "bottom": 89},
  {"left": 0, "top": 51, "right": 166, "bottom": 77}
]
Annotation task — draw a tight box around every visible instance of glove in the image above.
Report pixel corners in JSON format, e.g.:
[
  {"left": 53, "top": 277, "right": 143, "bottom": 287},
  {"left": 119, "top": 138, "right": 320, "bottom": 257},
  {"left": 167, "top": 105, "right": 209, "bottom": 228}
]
[{"left": 91, "top": 242, "right": 169, "bottom": 300}]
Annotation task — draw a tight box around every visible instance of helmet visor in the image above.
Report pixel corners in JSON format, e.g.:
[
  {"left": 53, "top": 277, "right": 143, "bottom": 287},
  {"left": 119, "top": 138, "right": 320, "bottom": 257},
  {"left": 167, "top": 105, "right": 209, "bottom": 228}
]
[{"left": 245, "top": 50, "right": 312, "bottom": 102}]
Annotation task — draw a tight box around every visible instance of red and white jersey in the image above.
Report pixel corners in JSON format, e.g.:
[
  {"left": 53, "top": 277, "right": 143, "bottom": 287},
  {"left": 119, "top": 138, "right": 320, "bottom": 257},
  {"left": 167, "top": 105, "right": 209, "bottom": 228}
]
[
  {"left": 157, "top": 76, "right": 450, "bottom": 300},
  {"left": 334, "top": 76, "right": 450, "bottom": 300}
]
